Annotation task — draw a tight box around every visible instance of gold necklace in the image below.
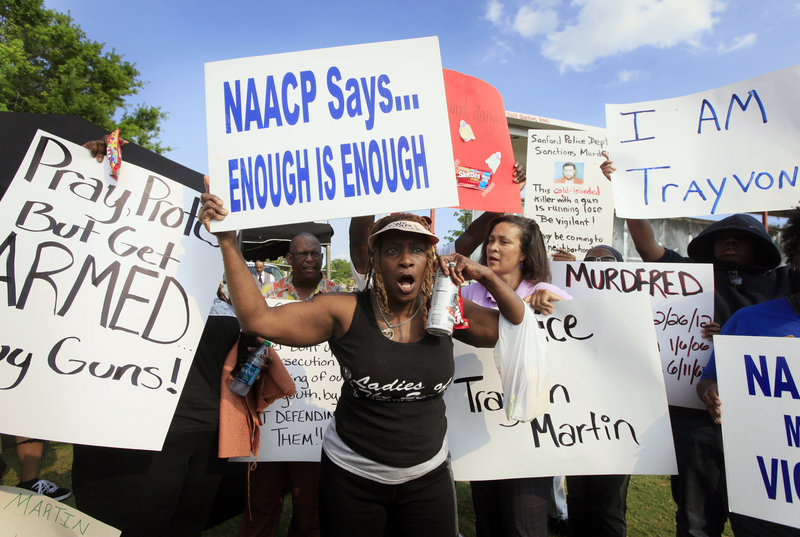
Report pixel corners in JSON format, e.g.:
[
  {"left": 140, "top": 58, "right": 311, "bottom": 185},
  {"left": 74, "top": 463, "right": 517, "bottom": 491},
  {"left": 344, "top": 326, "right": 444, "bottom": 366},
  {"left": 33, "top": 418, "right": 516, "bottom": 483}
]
[{"left": 375, "top": 294, "right": 422, "bottom": 339}]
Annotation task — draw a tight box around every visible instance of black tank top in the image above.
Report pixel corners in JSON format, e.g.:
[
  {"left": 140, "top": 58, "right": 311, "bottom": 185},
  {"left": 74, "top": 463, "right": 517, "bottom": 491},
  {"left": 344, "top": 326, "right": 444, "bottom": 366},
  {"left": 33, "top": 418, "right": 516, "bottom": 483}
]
[{"left": 329, "top": 290, "right": 454, "bottom": 467}]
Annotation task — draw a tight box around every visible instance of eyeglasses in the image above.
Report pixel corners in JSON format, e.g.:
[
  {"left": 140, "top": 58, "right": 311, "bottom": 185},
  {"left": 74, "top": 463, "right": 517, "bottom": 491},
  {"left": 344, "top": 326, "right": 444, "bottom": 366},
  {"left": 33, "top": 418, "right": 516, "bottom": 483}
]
[
  {"left": 290, "top": 250, "right": 323, "bottom": 260},
  {"left": 584, "top": 256, "right": 618, "bottom": 262}
]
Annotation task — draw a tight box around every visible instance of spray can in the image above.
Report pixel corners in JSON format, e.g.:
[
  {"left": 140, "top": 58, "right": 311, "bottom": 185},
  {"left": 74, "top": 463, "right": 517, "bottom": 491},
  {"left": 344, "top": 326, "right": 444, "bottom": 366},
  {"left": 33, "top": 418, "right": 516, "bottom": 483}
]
[
  {"left": 230, "top": 340, "right": 272, "bottom": 396},
  {"left": 426, "top": 263, "right": 459, "bottom": 336}
]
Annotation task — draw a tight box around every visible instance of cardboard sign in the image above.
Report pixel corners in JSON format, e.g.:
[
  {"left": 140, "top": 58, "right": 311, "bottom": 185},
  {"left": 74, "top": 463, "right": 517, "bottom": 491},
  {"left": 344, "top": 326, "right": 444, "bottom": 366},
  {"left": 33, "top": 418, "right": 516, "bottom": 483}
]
[
  {"left": 443, "top": 69, "right": 522, "bottom": 213},
  {"left": 446, "top": 294, "right": 676, "bottom": 480},
  {"left": 715, "top": 336, "right": 800, "bottom": 529},
  {"left": 0, "top": 487, "right": 120, "bottom": 537},
  {"left": 551, "top": 261, "right": 714, "bottom": 409},
  {"left": 524, "top": 130, "right": 613, "bottom": 257},
  {"left": 0, "top": 131, "right": 223, "bottom": 450},
  {"left": 239, "top": 295, "right": 675, "bottom": 479},
  {"left": 205, "top": 37, "right": 457, "bottom": 231},
  {"left": 606, "top": 64, "right": 800, "bottom": 218},
  {"left": 236, "top": 302, "right": 341, "bottom": 462}
]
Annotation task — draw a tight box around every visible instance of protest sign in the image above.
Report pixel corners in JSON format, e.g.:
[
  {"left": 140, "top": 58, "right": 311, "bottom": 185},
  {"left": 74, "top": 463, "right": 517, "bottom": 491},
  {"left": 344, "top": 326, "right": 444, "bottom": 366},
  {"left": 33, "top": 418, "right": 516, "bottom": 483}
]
[
  {"left": 0, "top": 131, "right": 223, "bottom": 450},
  {"left": 446, "top": 294, "right": 676, "bottom": 480},
  {"left": 524, "top": 130, "right": 613, "bottom": 257},
  {"left": 205, "top": 37, "right": 457, "bottom": 231},
  {"left": 551, "top": 261, "right": 713, "bottom": 409},
  {"left": 443, "top": 69, "right": 522, "bottom": 213},
  {"left": 0, "top": 486, "right": 120, "bottom": 537},
  {"left": 236, "top": 302, "right": 341, "bottom": 462},
  {"left": 715, "top": 336, "right": 800, "bottom": 529},
  {"left": 606, "top": 64, "right": 800, "bottom": 218}
]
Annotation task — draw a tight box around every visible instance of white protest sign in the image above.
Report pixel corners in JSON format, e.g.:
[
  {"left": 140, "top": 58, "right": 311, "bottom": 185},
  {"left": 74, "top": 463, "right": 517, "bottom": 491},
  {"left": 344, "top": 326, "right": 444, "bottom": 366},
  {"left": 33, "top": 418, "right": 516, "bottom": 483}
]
[
  {"left": 606, "top": 64, "right": 800, "bottom": 218},
  {"left": 251, "top": 341, "right": 341, "bottom": 461},
  {"left": 205, "top": 37, "right": 457, "bottom": 231},
  {"left": 550, "top": 261, "right": 713, "bottom": 409},
  {"left": 715, "top": 336, "right": 800, "bottom": 529},
  {"left": 236, "top": 300, "right": 341, "bottom": 462},
  {"left": 524, "top": 129, "right": 614, "bottom": 258},
  {"left": 0, "top": 131, "right": 223, "bottom": 450},
  {"left": 446, "top": 294, "right": 676, "bottom": 480},
  {"left": 0, "top": 487, "right": 120, "bottom": 537}
]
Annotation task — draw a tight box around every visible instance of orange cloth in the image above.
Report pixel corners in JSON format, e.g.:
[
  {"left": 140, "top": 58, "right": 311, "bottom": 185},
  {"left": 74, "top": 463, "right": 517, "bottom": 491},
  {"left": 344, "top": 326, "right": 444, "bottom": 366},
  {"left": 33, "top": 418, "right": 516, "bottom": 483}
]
[{"left": 219, "top": 342, "right": 297, "bottom": 458}]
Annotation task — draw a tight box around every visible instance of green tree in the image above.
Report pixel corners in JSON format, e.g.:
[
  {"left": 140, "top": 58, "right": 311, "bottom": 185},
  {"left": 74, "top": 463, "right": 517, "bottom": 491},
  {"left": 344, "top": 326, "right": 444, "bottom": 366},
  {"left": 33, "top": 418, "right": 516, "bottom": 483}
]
[
  {"left": 444, "top": 209, "right": 473, "bottom": 243},
  {"left": 0, "top": 0, "right": 169, "bottom": 152},
  {"left": 330, "top": 258, "right": 353, "bottom": 288}
]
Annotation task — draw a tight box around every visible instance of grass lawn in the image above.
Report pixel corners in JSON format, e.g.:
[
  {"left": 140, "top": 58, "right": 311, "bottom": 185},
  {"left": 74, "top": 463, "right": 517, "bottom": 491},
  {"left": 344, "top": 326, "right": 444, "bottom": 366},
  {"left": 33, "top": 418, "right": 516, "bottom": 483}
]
[{"left": 1, "top": 441, "right": 733, "bottom": 536}]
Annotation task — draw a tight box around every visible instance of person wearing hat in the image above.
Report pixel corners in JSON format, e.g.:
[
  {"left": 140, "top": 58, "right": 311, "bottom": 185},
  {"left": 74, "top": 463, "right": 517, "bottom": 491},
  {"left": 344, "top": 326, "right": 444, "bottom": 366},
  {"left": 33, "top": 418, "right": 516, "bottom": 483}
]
[
  {"left": 200, "top": 185, "right": 530, "bottom": 536},
  {"left": 695, "top": 208, "right": 800, "bottom": 537},
  {"left": 602, "top": 146, "right": 800, "bottom": 537},
  {"left": 240, "top": 232, "right": 343, "bottom": 537}
]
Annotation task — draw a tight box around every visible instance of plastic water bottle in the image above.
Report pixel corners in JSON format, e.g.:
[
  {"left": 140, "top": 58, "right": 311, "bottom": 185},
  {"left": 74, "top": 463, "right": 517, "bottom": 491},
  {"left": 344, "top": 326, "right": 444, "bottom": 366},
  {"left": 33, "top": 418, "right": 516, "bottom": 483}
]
[{"left": 230, "top": 340, "right": 271, "bottom": 396}]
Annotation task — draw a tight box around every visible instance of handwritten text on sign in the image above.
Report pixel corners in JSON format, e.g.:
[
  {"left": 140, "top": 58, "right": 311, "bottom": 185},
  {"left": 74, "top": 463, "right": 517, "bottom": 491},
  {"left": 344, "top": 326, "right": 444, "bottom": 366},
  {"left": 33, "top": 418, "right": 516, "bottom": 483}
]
[
  {"left": 715, "top": 336, "right": 800, "bottom": 529},
  {"left": 606, "top": 64, "right": 800, "bottom": 218},
  {"left": 205, "top": 37, "right": 457, "bottom": 231},
  {"left": 0, "top": 131, "right": 223, "bottom": 450},
  {"left": 236, "top": 302, "right": 341, "bottom": 462},
  {"left": 446, "top": 294, "right": 675, "bottom": 480},
  {"left": 1, "top": 486, "right": 121, "bottom": 537},
  {"left": 550, "top": 261, "right": 713, "bottom": 409},
  {"left": 524, "top": 129, "right": 613, "bottom": 258}
]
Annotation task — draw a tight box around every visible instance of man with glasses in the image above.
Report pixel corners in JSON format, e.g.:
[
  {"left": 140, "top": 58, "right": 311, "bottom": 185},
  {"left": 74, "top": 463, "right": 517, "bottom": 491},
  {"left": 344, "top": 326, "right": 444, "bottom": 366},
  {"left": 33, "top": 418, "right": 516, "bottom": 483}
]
[
  {"left": 260, "top": 233, "right": 343, "bottom": 301},
  {"left": 243, "top": 232, "right": 343, "bottom": 537}
]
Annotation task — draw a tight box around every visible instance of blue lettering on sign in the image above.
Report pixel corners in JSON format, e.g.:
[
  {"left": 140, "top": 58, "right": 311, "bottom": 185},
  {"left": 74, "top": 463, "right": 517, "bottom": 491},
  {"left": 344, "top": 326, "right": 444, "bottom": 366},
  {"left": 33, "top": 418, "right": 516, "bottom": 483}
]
[
  {"left": 245, "top": 78, "right": 263, "bottom": 131},
  {"left": 697, "top": 90, "right": 768, "bottom": 134},
  {"left": 338, "top": 135, "right": 428, "bottom": 199},
  {"left": 325, "top": 66, "right": 398, "bottom": 130},
  {"left": 756, "top": 456, "right": 800, "bottom": 503},
  {"left": 227, "top": 151, "right": 312, "bottom": 212},
  {"left": 785, "top": 415, "right": 800, "bottom": 447},
  {"left": 315, "top": 146, "right": 336, "bottom": 201},
  {"left": 222, "top": 71, "right": 317, "bottom": 134},
  {"left": 745, "top": 354, "right": 800, "bottom": 399},
  {"left": 629, "top": 165, "right": 799, "bottom": 214},
  {"left": 625, "top": 166, "right": 671, "bottom": 206},
  {"left": 618, "top": 109, "right": 656, "bottom": 143}
]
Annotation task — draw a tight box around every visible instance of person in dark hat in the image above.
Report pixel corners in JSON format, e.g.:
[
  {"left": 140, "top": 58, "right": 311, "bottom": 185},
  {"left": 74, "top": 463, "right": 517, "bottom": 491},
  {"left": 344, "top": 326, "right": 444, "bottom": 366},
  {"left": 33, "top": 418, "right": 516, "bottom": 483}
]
[
  {"left": 602, "top": 156, "right": 800, "bottom": 537},
  {"left": 694, "top": 208, "right": 800, "bottom": 537}
]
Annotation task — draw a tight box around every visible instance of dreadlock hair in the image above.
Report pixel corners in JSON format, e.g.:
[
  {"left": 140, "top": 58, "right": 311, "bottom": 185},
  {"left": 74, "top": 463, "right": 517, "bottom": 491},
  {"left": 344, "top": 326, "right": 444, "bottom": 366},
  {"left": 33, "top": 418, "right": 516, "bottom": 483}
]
[
  {"left": 365, "top": 213, "right": 437, "bottom": 322},
  {"left": 479, "top": 214, "right": 551, "bottom": 283},
  {"left": 781, "top": 207, "right": 800, "bottom": 268}
]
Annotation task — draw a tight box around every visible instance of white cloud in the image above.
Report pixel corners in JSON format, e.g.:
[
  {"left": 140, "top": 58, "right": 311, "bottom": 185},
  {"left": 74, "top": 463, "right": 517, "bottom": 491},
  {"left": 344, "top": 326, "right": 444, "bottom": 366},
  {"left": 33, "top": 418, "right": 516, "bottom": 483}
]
[
  {"left": 481, "top": 37, "right": 515, "bottom": 64},
  {"left": 717, "top": 33, "right": 757, "bottom": 53},
  {"left": 513, "top": 5, "right": 560, "bottom": 38},
  {"left": 615, "top": 69, "right": 642, "bottom": 84},
  {"left": 485, "top": 0, "right": 504, "bottom": 25},
  {"left": 534, "top": 0, "right": 726, "bottom": 72}
]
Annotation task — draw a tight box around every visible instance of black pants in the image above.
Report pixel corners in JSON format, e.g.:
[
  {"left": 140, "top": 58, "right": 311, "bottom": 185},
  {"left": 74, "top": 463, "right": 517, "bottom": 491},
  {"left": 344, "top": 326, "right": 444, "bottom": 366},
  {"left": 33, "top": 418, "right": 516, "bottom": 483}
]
[
  {"left": 470, "top": 477, "right": 550, "bottom": 537},
  {"left": 72, "top": 429, "right": 226, "bottom": 537},
  {"left": 669, "top": 407, "right": 728, "bottom": 537},
  {"left": 567, "top": 474, "right": 630, "bottom": 537},
  {"left": 318, "top": 452, "right": 457, "bottom": 537}
]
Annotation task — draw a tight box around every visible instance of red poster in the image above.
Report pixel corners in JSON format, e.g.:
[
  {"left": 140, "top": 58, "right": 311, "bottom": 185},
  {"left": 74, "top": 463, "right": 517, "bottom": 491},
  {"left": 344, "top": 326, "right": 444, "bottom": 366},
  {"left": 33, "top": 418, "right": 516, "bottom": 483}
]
[{"left": 444, "top": 69, "right": 522, "bottom": 213}]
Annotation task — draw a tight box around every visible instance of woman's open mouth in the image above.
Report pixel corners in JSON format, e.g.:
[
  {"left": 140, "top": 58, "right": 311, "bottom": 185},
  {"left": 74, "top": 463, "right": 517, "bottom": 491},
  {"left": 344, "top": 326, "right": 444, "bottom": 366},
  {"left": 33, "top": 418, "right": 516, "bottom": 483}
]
[{"left": 397, "top": 274, "right": 416, "bottom": 293}]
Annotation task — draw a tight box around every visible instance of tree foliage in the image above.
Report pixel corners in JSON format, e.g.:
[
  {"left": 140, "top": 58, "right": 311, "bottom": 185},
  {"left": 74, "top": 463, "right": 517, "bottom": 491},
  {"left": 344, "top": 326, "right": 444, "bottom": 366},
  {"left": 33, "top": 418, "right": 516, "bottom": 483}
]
[
  {"left": 444, "top": 209, "right": 474, "bottom": 243},
  {"left": 330, "top": 258, "right": 353, "bottom": 287},
  {"left": 0, "top": 0, "right": 169, "bottom": 152}
]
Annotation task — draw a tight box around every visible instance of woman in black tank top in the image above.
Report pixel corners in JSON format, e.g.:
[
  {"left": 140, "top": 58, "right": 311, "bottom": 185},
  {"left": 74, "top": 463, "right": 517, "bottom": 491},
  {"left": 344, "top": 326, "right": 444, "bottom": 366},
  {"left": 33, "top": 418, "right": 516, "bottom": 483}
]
[{"left": 199, "top": 199, "right": 526, "bottom": 536}]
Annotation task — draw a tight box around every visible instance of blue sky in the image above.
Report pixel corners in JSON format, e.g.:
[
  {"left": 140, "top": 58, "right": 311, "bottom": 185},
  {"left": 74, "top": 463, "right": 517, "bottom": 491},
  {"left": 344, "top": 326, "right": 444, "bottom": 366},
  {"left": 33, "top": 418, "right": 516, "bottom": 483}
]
[{"left": 45, "top": 0, "right": 800, "bottom": 259}]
